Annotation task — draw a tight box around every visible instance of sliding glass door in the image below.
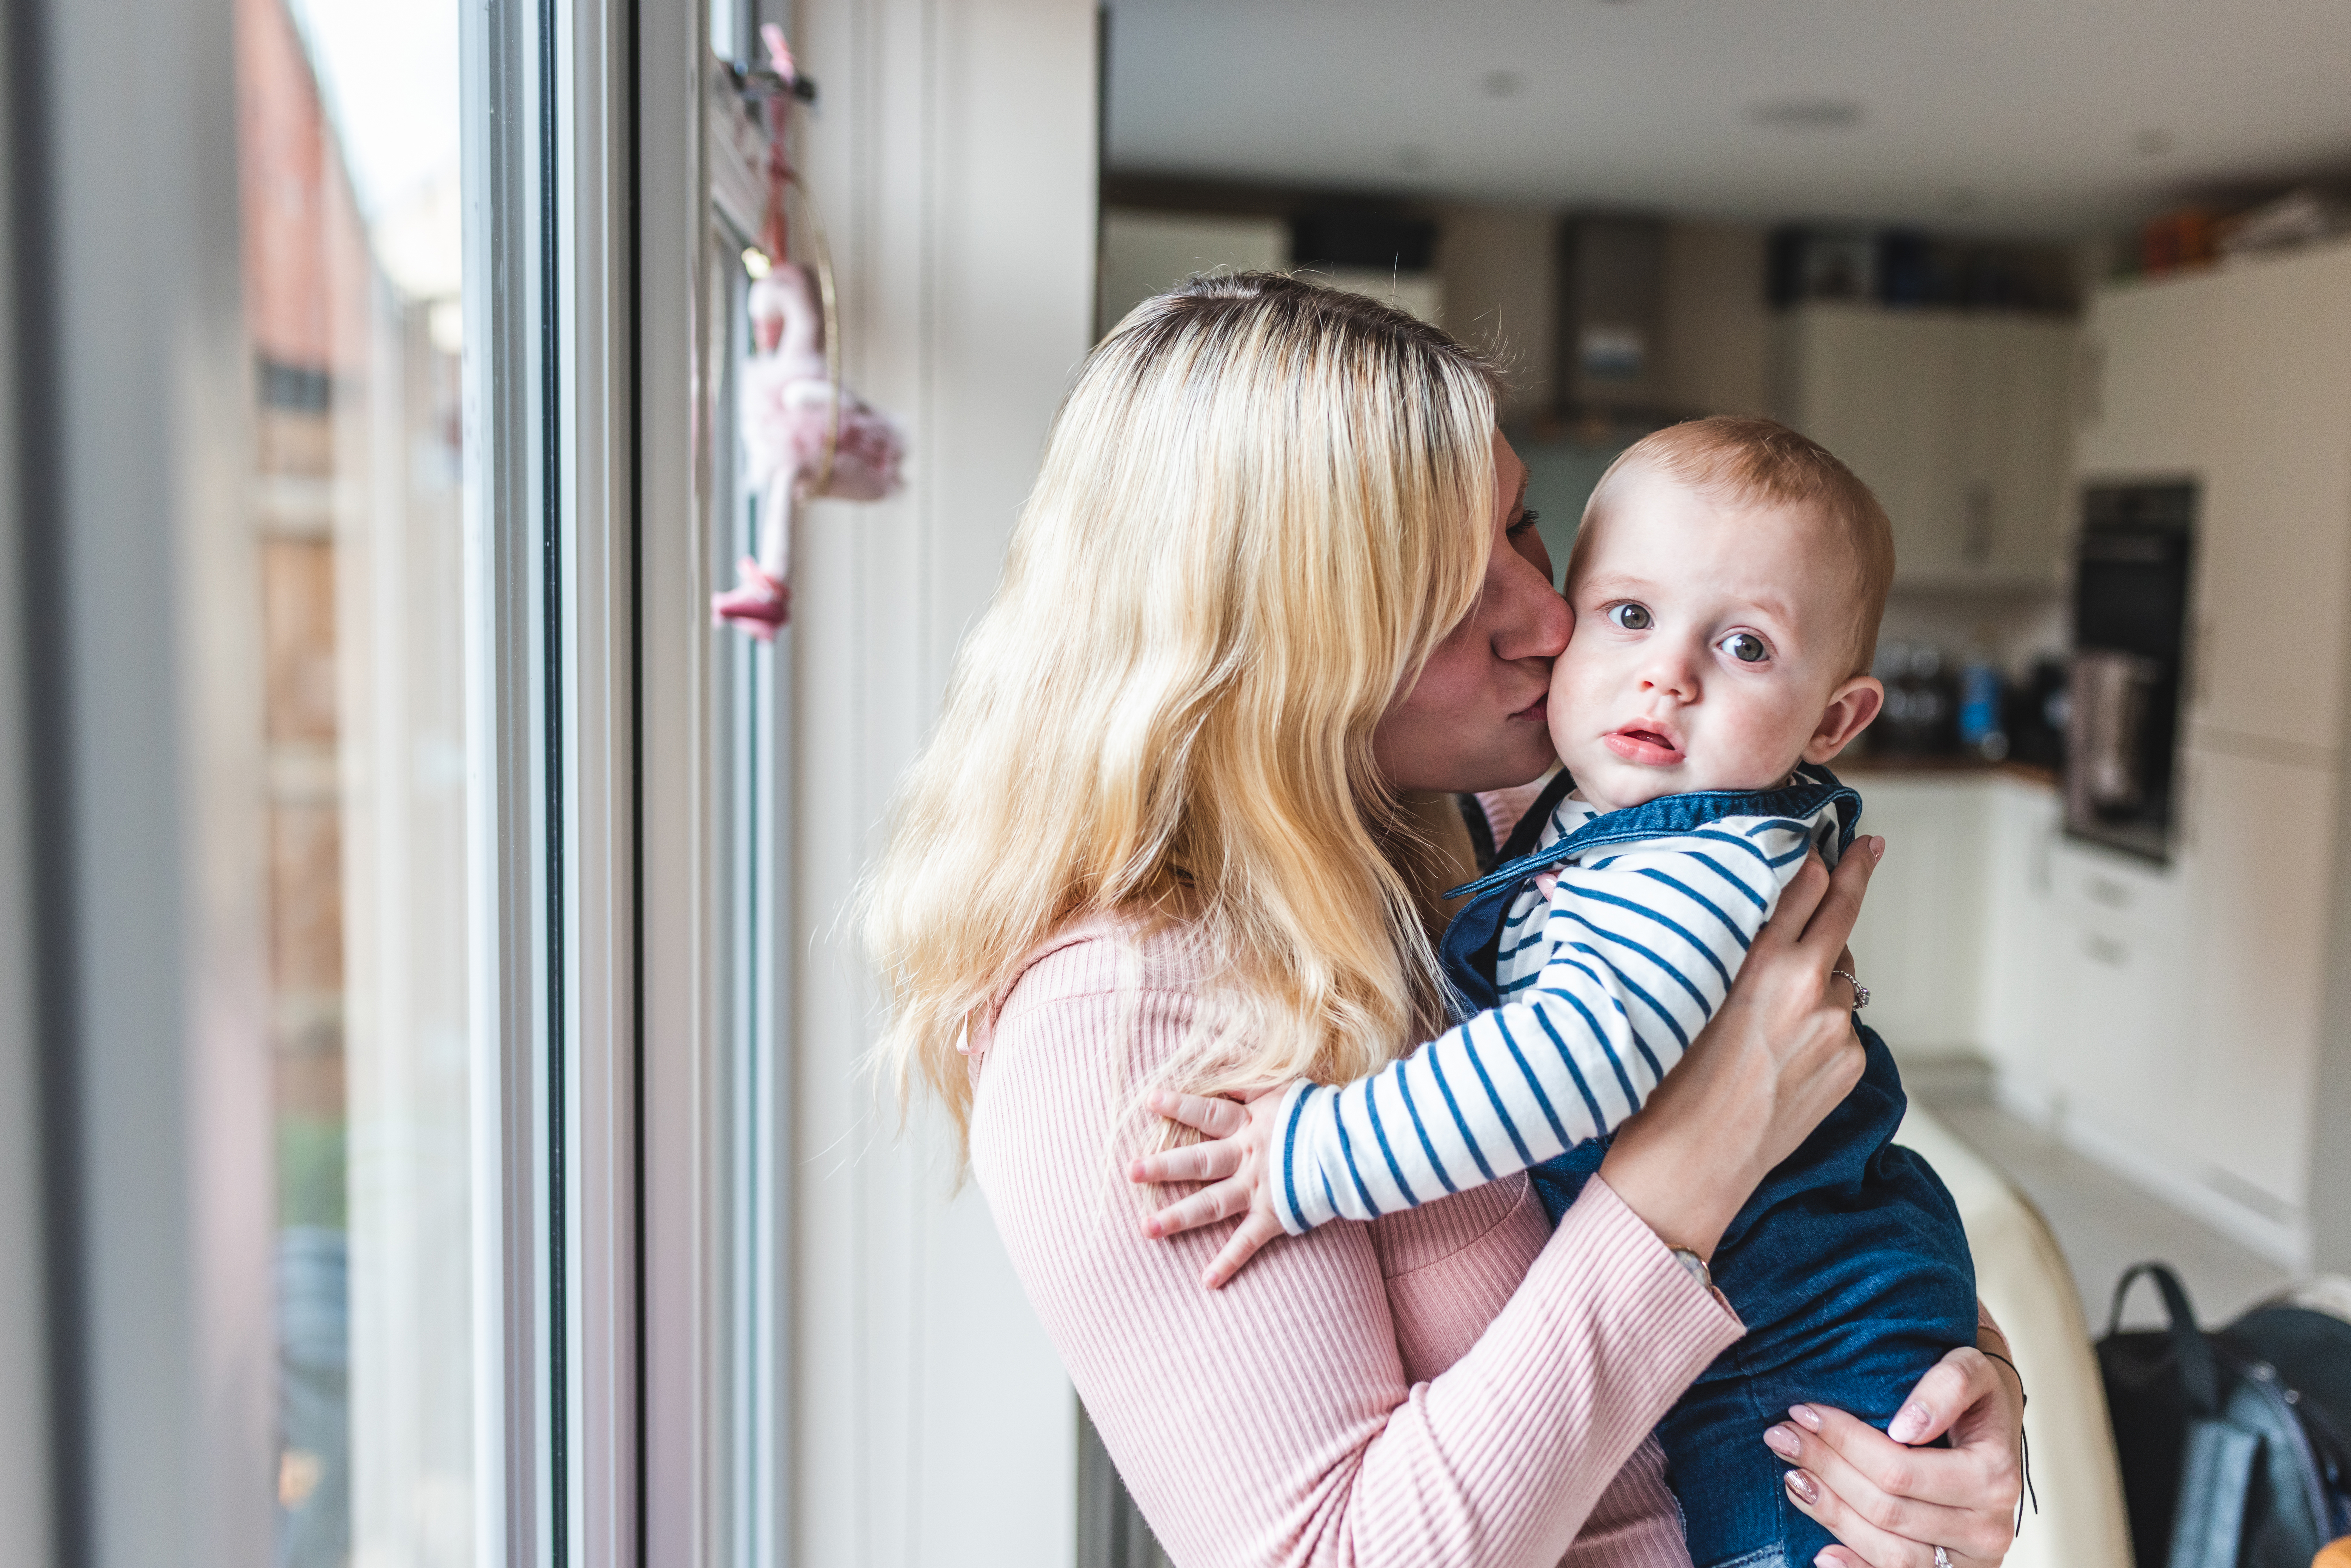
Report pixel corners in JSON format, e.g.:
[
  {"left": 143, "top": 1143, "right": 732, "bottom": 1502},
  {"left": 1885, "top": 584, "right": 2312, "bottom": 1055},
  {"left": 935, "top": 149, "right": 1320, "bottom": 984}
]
[{"left": 233, "top": 0, "right": 475, "bottom": 1560}]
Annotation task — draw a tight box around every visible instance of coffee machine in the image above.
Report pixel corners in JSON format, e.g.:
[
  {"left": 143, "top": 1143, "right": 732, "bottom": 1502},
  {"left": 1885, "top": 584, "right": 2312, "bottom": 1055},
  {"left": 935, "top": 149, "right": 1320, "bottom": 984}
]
[{"left": 2065, "top": 482, "right": 2196, "bottom": 861}]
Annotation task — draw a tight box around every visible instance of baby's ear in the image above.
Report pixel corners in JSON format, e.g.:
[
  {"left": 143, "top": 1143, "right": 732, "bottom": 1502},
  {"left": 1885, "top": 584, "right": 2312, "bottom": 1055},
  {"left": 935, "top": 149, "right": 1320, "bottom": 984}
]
[{"left": 1803, "top": 675, "right": 1884, "bottom": 763}]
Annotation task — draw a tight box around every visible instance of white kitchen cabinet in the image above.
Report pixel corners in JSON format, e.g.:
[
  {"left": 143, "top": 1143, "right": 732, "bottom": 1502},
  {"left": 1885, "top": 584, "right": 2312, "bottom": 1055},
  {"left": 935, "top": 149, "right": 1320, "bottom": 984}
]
[
  {"left": 1780, "top": 308, "right": 1960, "bottom": 581},
  {"left": 2044, "top": 836, "right": 2199, "bottom": 1159},
  {"left": 2049, "top": 237, "right": 2351, "bottom": 1265},
  {"left": 1844, "top": 772, "right": 1992, "bottom": 1055},
  {"left": 1779, "top": 305, "right": 2077, "bottom": 588},
  {"left": 2182, "top": 745, "right": 2337, "bottom": 1216},
  {"left": 1979, "top": 777, "right": 2062, "bottom": 1103},
  {"left": 1959, "top": 319, "right": 2076, "bottom": 583},
  {"left": 1841, "top": 747, "right": 2344, "bottom": 1266},
  {"left": 2077, "top": 239, "right": 2351, "bottom": 756}
]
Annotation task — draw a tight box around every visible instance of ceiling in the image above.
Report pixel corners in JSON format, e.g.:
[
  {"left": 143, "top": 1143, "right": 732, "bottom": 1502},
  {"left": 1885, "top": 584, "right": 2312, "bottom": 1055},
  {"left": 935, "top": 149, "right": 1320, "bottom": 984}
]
[{"left": 1102, "top": 0, "right": 2351, "bottom": 235}]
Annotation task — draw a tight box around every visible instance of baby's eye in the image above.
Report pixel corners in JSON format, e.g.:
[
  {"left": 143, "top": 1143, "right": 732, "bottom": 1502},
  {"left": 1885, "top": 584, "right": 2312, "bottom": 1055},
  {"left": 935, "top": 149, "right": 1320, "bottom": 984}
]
[
  {"left": 1718, "top": 631, "right": 1769, "bottom": 664},
  {"left": 1608, "top": 603, "right": 1653, "bottom": 631}
]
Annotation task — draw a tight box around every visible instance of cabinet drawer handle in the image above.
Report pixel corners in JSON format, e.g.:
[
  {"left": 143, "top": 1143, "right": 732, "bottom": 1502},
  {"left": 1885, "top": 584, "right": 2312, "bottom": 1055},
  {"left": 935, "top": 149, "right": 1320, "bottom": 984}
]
[{"left": 2083, "top": 933, "right": 2128, "bottom": 966}]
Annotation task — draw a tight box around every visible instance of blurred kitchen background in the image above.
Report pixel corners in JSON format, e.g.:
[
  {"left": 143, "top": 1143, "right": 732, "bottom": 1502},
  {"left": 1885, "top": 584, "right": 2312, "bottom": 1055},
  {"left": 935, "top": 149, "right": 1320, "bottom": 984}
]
[{"left": 1095, "top": 0, "right": 2351, "bottom": 1324}]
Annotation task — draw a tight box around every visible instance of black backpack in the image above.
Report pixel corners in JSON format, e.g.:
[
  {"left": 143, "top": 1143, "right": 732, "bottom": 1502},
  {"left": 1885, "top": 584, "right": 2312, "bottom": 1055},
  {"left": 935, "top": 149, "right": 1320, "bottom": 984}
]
[{"left": 2097, "top": 1262, "right": 2351, "bottom": 1568}]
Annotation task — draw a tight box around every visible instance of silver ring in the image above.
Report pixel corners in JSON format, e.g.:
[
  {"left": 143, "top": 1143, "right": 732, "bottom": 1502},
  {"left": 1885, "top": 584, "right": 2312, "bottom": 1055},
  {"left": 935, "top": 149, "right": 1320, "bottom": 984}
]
[
  {"left": 1934, "top": 1548, "right": 1953, "bottom": 1568},
  {"left": 1832, "top": 968, "right": 1871, "bottom": 1009}
]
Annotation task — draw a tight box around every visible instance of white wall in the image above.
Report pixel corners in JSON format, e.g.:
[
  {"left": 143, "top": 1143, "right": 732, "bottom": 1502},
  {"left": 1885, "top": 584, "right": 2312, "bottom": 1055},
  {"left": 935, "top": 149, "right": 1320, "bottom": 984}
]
[
  {"left": 790, "top": 1, "right": 1098, "bottom": 1564},
  {"left": 0, "top": 3, "right": 55, "bottom": 1556}
]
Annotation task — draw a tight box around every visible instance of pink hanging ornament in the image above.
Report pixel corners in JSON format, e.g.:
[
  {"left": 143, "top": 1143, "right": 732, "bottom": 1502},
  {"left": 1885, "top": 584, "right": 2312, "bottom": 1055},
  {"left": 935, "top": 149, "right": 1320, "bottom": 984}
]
[
  {"left": 713, "top": 263, "right": 906, "bottom": 642},
  {"left": 712, "top": 26, "right": 907, "bottom": 643}
]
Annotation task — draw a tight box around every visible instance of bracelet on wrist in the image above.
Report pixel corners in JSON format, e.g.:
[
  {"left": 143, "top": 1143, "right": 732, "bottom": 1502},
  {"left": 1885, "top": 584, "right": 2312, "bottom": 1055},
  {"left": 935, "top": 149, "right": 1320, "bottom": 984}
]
[{"left": 1981, "top": 1347, "right": 2027, "bottom": 1409}]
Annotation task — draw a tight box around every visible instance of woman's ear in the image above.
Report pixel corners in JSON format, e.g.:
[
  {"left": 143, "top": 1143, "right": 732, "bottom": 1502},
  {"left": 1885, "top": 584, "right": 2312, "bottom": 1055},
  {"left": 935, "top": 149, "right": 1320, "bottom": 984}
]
[{"left": 1803, "top": 675, "right": 1884, "bottom": 764}]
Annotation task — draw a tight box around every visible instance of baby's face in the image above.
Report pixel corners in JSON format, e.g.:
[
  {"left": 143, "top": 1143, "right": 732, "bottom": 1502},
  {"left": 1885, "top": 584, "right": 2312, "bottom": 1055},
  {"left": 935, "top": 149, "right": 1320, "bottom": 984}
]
[{"left": 1549, "top": 467, "right": 1880, "bottom": 814}]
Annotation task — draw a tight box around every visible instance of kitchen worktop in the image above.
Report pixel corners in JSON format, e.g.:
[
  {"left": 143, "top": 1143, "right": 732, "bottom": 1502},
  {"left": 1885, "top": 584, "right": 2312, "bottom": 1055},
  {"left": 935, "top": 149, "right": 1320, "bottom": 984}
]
[{"left": 1838, "top": 753, "right": 2058, "bottom": 788}]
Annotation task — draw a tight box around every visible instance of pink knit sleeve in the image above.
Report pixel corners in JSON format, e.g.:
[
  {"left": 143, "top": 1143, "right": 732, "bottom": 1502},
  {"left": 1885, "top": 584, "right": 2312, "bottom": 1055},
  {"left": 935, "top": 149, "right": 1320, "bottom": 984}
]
[{"left": 969, "top": 931, "right": 1744, "bottom": 1568}]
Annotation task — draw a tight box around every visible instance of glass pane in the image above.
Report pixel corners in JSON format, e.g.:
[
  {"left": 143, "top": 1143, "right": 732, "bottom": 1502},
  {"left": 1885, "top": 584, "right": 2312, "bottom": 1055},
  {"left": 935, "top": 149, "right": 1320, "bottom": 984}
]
[
  {"left": 713, "top": 226, "right": 789, "bottom": 1568},
  {"left": 234, "top": 0, "right": 472, "bottom": 1563}
]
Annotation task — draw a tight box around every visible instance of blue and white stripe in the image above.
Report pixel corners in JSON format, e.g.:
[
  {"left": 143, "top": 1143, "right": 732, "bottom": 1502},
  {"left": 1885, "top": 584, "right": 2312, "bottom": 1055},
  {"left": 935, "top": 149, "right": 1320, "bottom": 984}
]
[{"left": 1271, "top": 790, "right": 1848, "bottom": 1235}]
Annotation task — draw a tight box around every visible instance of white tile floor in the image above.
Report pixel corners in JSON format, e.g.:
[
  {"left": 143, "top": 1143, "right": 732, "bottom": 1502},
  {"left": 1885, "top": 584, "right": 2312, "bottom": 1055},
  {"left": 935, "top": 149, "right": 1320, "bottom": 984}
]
[{"left": 1932, "top": 1101, "right": 2293, "bottom": 1331}]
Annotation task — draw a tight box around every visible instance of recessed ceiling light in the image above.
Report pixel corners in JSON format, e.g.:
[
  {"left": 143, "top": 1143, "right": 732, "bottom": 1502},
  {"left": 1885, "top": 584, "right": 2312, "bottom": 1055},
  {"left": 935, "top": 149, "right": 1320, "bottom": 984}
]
[
  {"left": 2133, "top": 128, "right": 2175, "bottom": 157},
  {"left": 1481, "top": 70, "right": 1523, "bottom": 99},
  {"left": 1750, "top": 98, "right": 1863, "bottom": 131}
]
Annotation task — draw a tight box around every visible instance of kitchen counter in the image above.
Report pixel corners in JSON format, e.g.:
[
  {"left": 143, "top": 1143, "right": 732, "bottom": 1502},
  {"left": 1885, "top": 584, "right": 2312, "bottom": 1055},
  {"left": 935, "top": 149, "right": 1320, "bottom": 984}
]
[{"left": 1839, "top": 754, "right": 2057, "bottom": 789}]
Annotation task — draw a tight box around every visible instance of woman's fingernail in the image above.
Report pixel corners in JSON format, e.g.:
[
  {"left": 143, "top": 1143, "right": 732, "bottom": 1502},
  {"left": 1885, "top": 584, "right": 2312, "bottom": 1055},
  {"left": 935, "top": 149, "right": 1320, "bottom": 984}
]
[
  {"left": 1868, "top": 835, "right": 1886, "bottom": 861},
  {"left": 1888, "top": 1402, "right": 1929, "bottom": 1442},
  {"left": 1141, "top": 1218, "right": 1162, "bottom": 1239},
  {"left": 1788, "top": 1403, "right": 1823, "bottom": 1432},
  {"left": 1763, "top": 1423, "right": 1801, "bottom": 1459},
  {"left": 1784, "top": 1469, "right": 1819, "bottom": 1505},
  {"left": 1814, "top": 1555, "right": 1839, "bottom": 1568}
]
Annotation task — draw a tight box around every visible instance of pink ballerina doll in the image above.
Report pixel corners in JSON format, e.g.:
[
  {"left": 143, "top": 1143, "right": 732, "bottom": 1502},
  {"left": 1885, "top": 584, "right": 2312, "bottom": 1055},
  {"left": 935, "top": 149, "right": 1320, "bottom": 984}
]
[{"left": 711, "top": 28, "right": 906, "bottom": 642}]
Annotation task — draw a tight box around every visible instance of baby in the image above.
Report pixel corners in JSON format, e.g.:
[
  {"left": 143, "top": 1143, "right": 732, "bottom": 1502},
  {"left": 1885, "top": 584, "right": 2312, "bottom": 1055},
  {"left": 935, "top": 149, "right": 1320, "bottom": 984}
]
[{"left": 1205, "top": 417, "right": 1976, "bottom": 1568}]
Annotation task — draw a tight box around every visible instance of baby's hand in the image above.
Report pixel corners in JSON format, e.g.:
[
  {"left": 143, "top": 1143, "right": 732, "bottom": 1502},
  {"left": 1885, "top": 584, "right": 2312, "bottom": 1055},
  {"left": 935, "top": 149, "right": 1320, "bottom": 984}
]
[{"left": 1127, "top": 1085, "right": 1291, "bottom": 1289}]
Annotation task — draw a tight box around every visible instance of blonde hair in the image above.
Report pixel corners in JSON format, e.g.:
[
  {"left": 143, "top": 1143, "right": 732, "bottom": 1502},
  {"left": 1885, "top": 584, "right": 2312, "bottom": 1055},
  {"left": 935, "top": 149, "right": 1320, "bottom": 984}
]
[
  {"left": 1572, "top": 415, "right": 1897, "bottom": 675},
  {"left": 865, "top": 272, "right": 1501, "bottom": 1159}
]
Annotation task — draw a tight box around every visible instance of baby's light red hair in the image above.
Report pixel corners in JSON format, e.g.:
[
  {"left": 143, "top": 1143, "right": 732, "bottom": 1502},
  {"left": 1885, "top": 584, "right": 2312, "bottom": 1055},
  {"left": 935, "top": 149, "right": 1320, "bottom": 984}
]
[{"left": 1571, "top": 416, "right": 1897, "bottom": 677}]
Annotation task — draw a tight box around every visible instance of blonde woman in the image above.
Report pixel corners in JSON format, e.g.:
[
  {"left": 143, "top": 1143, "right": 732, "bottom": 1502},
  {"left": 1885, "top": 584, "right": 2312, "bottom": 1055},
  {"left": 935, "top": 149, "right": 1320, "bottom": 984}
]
[{"left": 869, "top": 275, "right": 2024, "bottom": 1568}]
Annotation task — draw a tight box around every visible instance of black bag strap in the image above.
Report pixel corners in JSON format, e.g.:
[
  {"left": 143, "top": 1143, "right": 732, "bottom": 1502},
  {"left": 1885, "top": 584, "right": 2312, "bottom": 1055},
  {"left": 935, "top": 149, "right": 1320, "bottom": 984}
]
[{"left": 2108, "top": 1261, "right": 2220, "bottom": 1416}]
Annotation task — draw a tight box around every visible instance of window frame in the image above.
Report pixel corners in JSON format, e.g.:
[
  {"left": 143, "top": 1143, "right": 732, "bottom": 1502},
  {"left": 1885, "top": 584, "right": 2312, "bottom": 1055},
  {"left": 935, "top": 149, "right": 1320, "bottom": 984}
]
[
  {"left": 460, "top": 0, "right": 671, "bottom": 1559},
  {"left": 468, "top": 0, "right": 755, "bottom": 1563}
]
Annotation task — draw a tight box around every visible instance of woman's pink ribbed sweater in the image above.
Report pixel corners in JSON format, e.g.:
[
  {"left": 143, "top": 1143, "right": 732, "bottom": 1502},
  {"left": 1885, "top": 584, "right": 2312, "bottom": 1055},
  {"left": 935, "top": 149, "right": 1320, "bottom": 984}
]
[{"left": 969, "top": 917, "right": 1746, "bottom": 1568}]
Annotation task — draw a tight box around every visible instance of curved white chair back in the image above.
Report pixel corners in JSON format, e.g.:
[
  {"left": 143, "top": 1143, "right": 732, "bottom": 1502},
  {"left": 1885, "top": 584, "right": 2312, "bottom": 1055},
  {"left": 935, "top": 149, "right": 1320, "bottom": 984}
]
[{"left": 1897, "top": 1107, "right": 2135, "bottom": 1568}]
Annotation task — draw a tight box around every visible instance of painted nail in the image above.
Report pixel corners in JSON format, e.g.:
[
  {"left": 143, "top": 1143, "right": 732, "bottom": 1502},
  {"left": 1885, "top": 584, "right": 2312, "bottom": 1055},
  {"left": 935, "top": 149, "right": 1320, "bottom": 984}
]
[
  {"left": 1785, "top": 1469, "right": 1819, "bottom": 1505},
  {"left": 1788, "top": 1403, "right": 1823, "bottom": 1432},
  {"left": 1889, "top": 1402, "right": 1929, "bottom": 1442},
  {"left": 1763, "top": 1423, "right": 1801, "bottom": 1459}
]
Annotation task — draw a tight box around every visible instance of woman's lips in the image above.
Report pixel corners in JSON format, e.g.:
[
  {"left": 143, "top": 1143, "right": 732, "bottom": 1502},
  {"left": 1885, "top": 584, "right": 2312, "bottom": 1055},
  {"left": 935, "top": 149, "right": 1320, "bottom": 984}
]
[{"left": 1603, "top": 727, "right": 1685, "bottom": 766}]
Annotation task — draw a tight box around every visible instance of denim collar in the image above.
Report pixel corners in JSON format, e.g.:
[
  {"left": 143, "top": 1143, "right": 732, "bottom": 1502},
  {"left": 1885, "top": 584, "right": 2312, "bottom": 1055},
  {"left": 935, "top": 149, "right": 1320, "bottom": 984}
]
[{"left": 1442, "top": 763, "right": 1862, "bottom": 902}]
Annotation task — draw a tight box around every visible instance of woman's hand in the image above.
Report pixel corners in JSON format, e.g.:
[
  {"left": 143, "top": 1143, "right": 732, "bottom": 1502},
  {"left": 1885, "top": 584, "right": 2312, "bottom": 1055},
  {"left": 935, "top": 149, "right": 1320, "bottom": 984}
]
[
  {"left": 1597, "top": 838, "right": 1883, "bottom": 1257},
  {"left": 1766, "top": 1335, "right": 2027, "bottom": 1567},
  {"left": 1127, "top": 1087, "right": 1291, "bottom": 1288}
]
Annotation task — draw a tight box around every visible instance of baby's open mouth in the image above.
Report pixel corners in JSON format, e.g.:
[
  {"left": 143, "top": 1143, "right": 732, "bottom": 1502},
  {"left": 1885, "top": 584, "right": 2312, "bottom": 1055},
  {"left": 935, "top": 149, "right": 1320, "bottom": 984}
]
[{"left": 1603, "top": 726, "right": 1686, "bottom": 766}]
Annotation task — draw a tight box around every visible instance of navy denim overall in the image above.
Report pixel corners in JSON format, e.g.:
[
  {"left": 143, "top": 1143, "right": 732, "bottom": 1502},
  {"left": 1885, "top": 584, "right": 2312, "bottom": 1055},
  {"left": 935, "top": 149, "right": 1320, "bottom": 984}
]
[{"left": 1449, "top": 774, "right": 1978, "bottom": 1568}]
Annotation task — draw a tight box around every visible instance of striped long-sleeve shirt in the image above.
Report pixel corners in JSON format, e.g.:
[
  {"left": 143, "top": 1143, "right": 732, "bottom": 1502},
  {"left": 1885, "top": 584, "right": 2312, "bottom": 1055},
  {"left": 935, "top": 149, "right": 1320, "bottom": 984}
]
[{"left": 1271, "top": 768, "right": 1860, "bottom": 1236}]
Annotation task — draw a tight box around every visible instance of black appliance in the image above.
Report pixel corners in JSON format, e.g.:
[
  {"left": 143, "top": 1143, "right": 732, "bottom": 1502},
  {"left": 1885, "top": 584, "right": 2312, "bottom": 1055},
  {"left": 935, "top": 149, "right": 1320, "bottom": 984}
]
[
  {"left": 2066, "top": 482, "right": 2196, "bottom": 862},
  {"left": 1871, "top": 642, "right": 1958, "bottom": 756},
  {"left": 2003, "top": 654, "right": 2071, "bottom": 772}
]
